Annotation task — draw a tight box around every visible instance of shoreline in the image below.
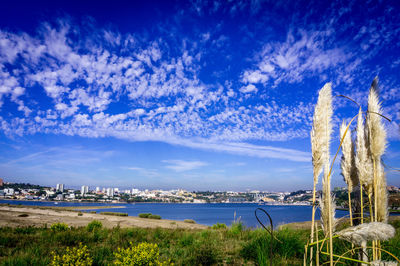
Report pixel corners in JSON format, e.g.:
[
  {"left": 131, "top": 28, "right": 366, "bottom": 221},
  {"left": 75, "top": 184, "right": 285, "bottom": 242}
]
[
  {"left": 0, "top": 205, "right": 208, "bottom": 230},
  {"left": 1, "top": 204, "right": 399, "bottom": 231},
  {"left": 0, "top": 198, "right": 311, "bottom": 206}
]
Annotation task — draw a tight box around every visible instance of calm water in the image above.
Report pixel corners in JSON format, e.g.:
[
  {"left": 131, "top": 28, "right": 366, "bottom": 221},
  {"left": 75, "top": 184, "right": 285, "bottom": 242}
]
[{"left": 0, "top": 200, "right": 350, "bottom": 228}]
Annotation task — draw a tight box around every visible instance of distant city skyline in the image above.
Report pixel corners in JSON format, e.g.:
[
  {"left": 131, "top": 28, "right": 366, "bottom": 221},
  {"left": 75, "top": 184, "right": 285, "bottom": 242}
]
[{"left": 0, "top": 0, "right": 399, "bottom": 191}]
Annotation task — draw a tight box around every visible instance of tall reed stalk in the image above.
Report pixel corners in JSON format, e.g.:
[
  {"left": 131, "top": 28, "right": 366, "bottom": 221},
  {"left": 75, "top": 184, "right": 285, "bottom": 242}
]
[
  {"left": 310, "top": 83, "right": 333, "bottom": 266},
  {"left": 366, "top": 78, "right": 387, "bottom": 259},
  {"left": 367, "top": 78, "right": 387, "bottom": 223},
  {"left": 340, "top": 122, "right": 358, "bottom": 227},
  {"left": 355, "top": 108, "right": 373, "bottom": 225}
]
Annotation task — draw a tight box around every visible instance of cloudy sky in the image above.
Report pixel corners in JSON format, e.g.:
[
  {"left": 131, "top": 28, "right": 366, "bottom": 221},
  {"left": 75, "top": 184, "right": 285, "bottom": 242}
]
[{"left": 0, "top": 0, "right": 399, "bottom": 191}]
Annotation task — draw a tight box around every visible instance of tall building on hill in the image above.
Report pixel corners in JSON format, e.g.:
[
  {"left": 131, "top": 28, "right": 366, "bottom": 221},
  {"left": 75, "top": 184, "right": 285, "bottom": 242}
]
[
  {"left": 0, "top": 178, "right": 3, "bottom": 186},
  {"left": 81, "top": 185, "right": 89, "bottom": 196},
  {"left": 56, "top": 184, "right": 64, "bottom": 192},
  {"left": 106, "top": 188, "right": 114, "bottom": 197}
]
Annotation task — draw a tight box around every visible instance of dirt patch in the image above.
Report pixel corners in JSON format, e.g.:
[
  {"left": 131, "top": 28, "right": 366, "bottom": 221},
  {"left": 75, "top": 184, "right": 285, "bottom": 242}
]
[{"left": 0, "top": 205, "right": 208, "bottom": 230}]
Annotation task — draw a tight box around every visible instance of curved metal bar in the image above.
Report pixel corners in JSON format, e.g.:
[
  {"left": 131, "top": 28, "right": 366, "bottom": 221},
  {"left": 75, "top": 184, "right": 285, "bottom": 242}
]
[{"left": 255, "top": 207, "right": 280, "bottom": 266}]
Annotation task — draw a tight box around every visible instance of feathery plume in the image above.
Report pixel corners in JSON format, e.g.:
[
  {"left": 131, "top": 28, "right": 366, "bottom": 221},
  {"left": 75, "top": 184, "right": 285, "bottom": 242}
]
[
  {"left": 370, "top": 260, "right": 398, "bottom": 266},
  {"left": 311, "top": 83, "right": 334, "bottom": 265},
  {"left": 367, "top": 77, "right": 387, "bottom": 160},
  {"left": 337, "top": 222, "right": 395, "bottom": 246},
  {"left": 312, "top": 83, "right": 334, "bottom": 238},
  {"left": 367, "top": 77, "right": 388, "bottom": 225},
  {"left": 319, "top": 192, "right": 337, "bottom": 235},
  {"left": 340, "top": 121, "right": 358, "bottom": 192},
  {"left": 311, "top": 83, "right": 333, "bottom": 184},
  {"left": 355, "top": 108, "right": 373, "bottom": 193},
  {"left": 376, "top": 161, "right": 388, "bottom": 223},
  {"left": 310, "top": 83, "right": 333, "bottom": 260}
]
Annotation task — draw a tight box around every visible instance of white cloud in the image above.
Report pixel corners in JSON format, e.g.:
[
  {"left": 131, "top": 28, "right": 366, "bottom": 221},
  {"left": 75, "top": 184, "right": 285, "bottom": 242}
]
[
  {"left": 162, "top": 159, "right": 208, "bottom": 172},
  {"left": 242, "top": 70, "right": 268, "bottom": 84},
  {"left": 123, "top": 166, "right": 159, "bottom": 177},
  {"left": 241, "top": 29, "right": 354, "bottom": 86},
  {"left": 0, "top": 16, "right": 398, "bottom": 164},
  {"left": 239, "top": 84, "right": 257, "bottom": 93},
  {"left": 173, "top": 139, "right": 310, "bottom": 162}
]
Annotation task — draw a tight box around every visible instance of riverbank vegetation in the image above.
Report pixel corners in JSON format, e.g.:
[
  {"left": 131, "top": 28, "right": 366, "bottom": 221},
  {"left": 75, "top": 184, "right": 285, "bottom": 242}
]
[{"left": 1, "top": 219, "right": 400, "bottom": 265}]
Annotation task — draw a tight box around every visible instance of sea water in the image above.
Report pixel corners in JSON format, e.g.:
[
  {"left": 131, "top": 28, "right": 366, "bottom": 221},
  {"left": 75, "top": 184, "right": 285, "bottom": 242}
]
[{"left": 0, "top": 200, "right": 350, "bottom": 228}]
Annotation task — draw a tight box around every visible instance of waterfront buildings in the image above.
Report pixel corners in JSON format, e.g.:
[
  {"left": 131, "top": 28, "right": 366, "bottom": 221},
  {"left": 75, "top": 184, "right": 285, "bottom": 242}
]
[
  {"left": 81, "top": 185, "right": 89, "bottom": 196},
  {"left": 56, "top": 184, "right": 64, "bottom": 192},
  {"left": 106, "top": 188, "right": 114, "bottom": 197},
  {"left": 4, "top": 188, "right": 14, "bottom": 195}
]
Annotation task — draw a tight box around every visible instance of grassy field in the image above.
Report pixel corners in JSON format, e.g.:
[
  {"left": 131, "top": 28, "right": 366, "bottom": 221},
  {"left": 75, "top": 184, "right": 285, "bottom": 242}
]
[{"left": 0, "top": 219, "right": 400, "bottom": 265}]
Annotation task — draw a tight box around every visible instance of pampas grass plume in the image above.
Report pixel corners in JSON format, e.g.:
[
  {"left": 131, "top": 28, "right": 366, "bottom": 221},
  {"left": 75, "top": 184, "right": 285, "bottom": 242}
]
[
  {"left": 367, "top": 77, "right": 387, "bottom": 159},
  {"left": 370, "top": 260, "right": 398, "bottom": 266},
  {"left": 355, "top": 108, "right": 373, "bottom": 192},
  {"left": 376, "top": 161, "right": 388, "bottom": 223},
  {"left": 337, "top": 222, "right": 395, "bottom": 246},
  {"left": 340, "top": 121, "right": 358, "bottom": 192},
  {"left": 367, "top": 77, "right": 388, "bottom": 223},
  {"left": 319, "top": 193, "right": 337, "bottom": 235},
  {"left": 312, "top": 83, "right": 335, "bottom": 237},
  {"left": 311, "top": 83, "right": 333, "bottom": 184}
]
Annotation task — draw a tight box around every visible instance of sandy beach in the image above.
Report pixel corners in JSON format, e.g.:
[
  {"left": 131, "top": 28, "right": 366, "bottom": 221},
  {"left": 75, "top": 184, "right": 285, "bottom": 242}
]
[{"left": 0, "top": 205, "right": 208, "bottom": 230}]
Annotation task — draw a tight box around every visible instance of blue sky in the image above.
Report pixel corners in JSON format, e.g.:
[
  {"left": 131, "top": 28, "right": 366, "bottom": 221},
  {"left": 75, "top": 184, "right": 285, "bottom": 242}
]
[{"left": 0, "top": 0, "right": 399, "bottom": 191}]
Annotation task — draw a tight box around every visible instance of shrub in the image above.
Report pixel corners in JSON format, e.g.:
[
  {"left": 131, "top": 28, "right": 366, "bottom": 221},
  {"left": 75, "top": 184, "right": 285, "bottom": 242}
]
[
  {"left": 240, "top": 232, "right": 269, "bottom": 264},
  {"left": 50, "top": 222, "right": 69, "bottom": 232},
  {"left": 149, "top": 214, "right": 162, "bottom": 220},
  {"left": 184, "top": 219, "right": 196, "bottom": 224},
  {"left": 51, "top": 242, "right": 93, "bottom": 266},
  {"left": 228, "top": 222, "right": 244, "bottom": 236},
  {"left": 274, "top": 228, "right": 305, "bottom": 258},
  {"left": 188, "top": 241, "right": 220, "bottom": 265},
  {"left": 86, "top": 220, "right": 102, "bottom": 232},
  {"left": 138, "top": 213, "right": 152, "bottom": 218},
  {"left": 240, "top": 228, "right": 306, "bottom": 264},
  {"left": 100, "top": 212, "right": 128, "bottom": 216},
  {"left": 211, "top": 223, "right": 227, "bottom": 229},
  {"left": 114, "top": 242, "right": 171, "bottom": 265},
  {"left": 178, "top": 233, "right": 194, "bottom": 247},
  {"left": 78, "top": 212, "right": 83, "bottom": 216}
]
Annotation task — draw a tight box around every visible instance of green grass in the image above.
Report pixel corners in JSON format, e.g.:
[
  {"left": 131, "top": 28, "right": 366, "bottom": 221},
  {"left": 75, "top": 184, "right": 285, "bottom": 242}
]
[
  {"left": 138, "top": 213, "right": 162, "bottom": 219},
  {"left": 148, "top": 214, "right": 162, "bottom": 219},
  {"left": 99, "top": 212, "right": 128, "bottom": 216},
  {"left": 0, "top": 221, "right": 399, "bottom": 265}
]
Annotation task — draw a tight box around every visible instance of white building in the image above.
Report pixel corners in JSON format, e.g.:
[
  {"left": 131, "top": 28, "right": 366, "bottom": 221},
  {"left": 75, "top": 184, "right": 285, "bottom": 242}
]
[
  {"left": 56, "top": 184, "right": 64, "bottom": 192},
  {"left": 4, "top": 188, "right": 14, "bottom": 195},
  {"left": 131, "top": 188, "right": 140, "bottom": 195},
  {"left": 56, "top": 194, "right": 64, "bottom": 201},
  {"left": 81, "top": 185, "right": 89, "bottom": 196},
  {"left": 67, "top": 193, "right": 75, "bottom": 200},
  {"left": 106, "top": 188, "right": 114, "bottom": 197},
  {"left": 96, "top": 187, "right": 100, "bottom": 193},
  {"left": 45, "top": 190, "right": 55, "bottom": 196}
]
